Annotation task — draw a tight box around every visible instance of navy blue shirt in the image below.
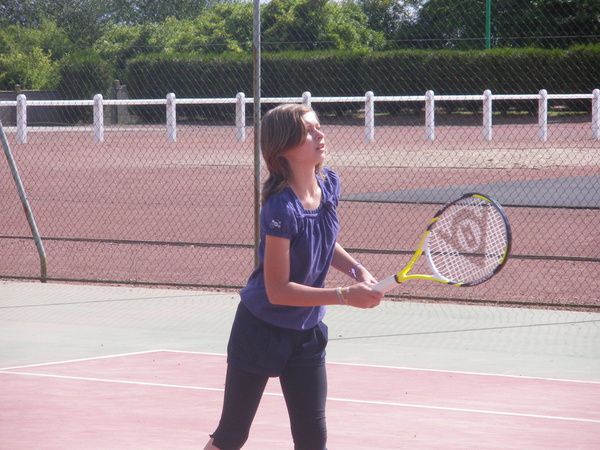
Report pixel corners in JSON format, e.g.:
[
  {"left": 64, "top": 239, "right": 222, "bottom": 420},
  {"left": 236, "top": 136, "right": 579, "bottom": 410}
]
[{"left": 240, "top": 167, "right": 341, "bottom": 330}]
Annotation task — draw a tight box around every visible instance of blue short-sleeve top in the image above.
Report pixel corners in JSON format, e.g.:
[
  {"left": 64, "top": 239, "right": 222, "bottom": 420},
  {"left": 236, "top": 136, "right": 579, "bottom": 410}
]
[{"left": 240, "top": 167, "right": 341, "bottom": 330}]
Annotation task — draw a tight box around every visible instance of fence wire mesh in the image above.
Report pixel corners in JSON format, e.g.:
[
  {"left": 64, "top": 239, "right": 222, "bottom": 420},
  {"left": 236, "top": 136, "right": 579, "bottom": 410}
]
[{"left": 0, "top": 0, "right": 598, "bottom": 309}]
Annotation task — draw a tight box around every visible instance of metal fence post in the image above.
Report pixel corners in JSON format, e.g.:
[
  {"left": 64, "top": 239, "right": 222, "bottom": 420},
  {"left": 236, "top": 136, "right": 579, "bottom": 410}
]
[
  {"left": 236, "top": 92, "right": 246, "bottom": 142},
  {"left": 425, "top": 90, "right": 435, "bottom": 141},
  {"left": 16, "top": 94, "right": 27, "bottom": 144},
  {"left": 592, "top": 89, "right": 600, "bottom": 140},
  {"left": 166, "top": 93, "right": 176, "bottom": 142},
  {"left": 253, "top": 0, "right": 262, "bottom": 267},
  {"left": 93, "top": 94, "right": 104, "bottom": 142},
  {"left": 483, "top": 90, "right": 493, "bottom": 141},
  {"left": 365, "top": 91, "right": 374, "bottom": 143},
  {"left": 0, "top": 120, "right": 47, "bottom": 281},
  {"left": 538, "top": 89, "right": 548, "bottom": 142}
]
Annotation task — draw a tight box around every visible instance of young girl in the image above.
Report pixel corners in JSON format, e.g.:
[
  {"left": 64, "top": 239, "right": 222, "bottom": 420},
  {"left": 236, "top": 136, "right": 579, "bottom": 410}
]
[{"left": 204, "top": 104, "right": 383, "bottom": 450}]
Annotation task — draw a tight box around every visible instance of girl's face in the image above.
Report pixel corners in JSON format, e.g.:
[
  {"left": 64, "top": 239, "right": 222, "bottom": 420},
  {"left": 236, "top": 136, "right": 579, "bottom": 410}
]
[{"left": 284, "top": 111, "right": 326, "bottom": 167}]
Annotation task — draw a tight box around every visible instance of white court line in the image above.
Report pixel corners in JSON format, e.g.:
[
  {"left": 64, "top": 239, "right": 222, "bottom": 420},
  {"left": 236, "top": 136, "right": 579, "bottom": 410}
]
[
  {"left": 162, "top": 349, "right": 600, "bottom": 385},
  {"left": 1, "top": 370, "right": 599, "bottom": 425},
  {"left": 0, "top": 349, "right": 165, "bottom": 371},
  {"left": 327, "top": 360, "right": 600, "bottom": 385},
  {"left": 3, "top": 348, "right": 599, "bottom": 385}
]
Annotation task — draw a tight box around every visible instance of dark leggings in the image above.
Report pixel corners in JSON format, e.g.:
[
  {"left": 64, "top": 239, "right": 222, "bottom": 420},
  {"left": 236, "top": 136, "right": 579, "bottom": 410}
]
[{"left": 211, "top": 363, "right": 327, "bottom": 450}]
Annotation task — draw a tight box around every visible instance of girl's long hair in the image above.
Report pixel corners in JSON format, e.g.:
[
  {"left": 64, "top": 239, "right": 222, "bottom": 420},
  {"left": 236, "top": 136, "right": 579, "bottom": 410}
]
[{"left": 260, "top": 104, "right": 321, "bottom": 204}]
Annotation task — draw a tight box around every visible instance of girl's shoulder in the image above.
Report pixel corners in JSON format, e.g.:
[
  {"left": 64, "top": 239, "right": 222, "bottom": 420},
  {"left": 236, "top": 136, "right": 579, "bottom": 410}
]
[
  {"left": 263, "top": 186, "right": 294, "bottom": 209},
  {"left": 262, "top": 187, "right": 297, "bottom": 220},
  {"left": 261, "top": 188, "right": 298, "bottom": 237},
  {"left": 320, "top": 166, "right": 338, "bottom": 181},
  {"left": 320, "top": 166, "right": 340, "bottom": 199}
]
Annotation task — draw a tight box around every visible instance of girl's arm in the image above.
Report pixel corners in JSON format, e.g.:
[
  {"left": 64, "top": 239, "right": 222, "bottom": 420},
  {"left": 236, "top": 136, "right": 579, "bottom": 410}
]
[
  {"left": 263, "top": 235, "right": 381, "bottom": 308},
  {"left": 330, "top": 242, "right": 377, "bottom": 284}
]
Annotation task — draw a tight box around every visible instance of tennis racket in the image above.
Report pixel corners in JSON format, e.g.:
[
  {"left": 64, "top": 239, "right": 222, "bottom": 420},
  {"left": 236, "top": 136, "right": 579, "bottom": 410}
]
[{"left": 374, "top": 193, "right": 512, "bottom": 293}]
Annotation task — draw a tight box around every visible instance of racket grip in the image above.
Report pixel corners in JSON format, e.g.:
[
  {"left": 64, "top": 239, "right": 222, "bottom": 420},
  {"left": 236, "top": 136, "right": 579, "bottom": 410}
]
[{"left": 373, "top": 275, "right": 398, "bottom": 293}]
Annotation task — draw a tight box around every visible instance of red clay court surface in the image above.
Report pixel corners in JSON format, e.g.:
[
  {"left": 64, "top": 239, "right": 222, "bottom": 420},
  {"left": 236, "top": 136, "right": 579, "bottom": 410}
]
[
  {"left": 1, "top": 122, "right": 599, "bottom": 307},
  {"left": 1, "top": 350, "right": 599, "bottom": 449}
]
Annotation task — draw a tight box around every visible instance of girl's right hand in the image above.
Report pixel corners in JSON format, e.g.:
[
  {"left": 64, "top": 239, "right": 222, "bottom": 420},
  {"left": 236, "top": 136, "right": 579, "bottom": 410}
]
[{"left": 343, "top": 281, "right": 383, "bottom": 309}]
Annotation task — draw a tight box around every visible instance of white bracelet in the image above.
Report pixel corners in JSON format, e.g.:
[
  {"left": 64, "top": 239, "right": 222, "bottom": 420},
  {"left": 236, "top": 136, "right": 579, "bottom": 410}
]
[
  {"left": 335, "top": 287, "right": 346, "bottom": 305},
  {"left": 349, "top": 262, "right": 363, "bottom": 280}
]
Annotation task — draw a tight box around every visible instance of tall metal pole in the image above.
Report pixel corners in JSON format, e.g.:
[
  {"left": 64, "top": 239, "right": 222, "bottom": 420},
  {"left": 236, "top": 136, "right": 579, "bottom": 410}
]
[
  {"left": 253, "top": 0, "right": 261, "bottom": 267},
  {"left": 0, "top": 121, "right": 47, "bottom": 281},
  {"left": 485, "top": 0, "right": 492, "bottom": 49}
]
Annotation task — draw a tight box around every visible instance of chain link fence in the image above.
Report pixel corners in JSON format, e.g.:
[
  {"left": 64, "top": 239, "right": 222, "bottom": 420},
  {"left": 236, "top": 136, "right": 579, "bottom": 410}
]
[{"left": 1, "top": 0, "right": 598, "bottom": 309}]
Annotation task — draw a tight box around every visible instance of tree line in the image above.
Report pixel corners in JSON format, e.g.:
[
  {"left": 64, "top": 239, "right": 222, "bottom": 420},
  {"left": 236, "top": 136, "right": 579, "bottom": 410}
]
[{"left": 1, "top": 0, "right": 598, "bottom": 90}]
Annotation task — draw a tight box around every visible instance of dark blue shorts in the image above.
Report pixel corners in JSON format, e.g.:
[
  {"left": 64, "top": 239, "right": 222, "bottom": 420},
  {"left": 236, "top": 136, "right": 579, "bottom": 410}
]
[{"left": 227, "top": 302, "right": 328, "bottom": 377}]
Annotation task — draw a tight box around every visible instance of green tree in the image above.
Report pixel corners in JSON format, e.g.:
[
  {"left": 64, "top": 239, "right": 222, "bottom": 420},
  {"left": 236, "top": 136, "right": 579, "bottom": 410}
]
[
  {"left": 401, "top": 0, "right": 600, "bottom": 49},
  {"left": 358, "top": 0, "right": 424, "bottom": 39},
  {"left": 0, "top": 0, "right": 113, "bottom": 45},
  {"left": 515, "top": 0, "right": 600, "bottom": 47},
  {"left": 46, "top": 0, "right": 114, "bottom": 45},
  {"left": 325, "top": 1, "right": 386, "bottom": 50},
  {"left": 216, "top": 2, "right": 254, "bottom": 51},
  {"left": 404, "top": 0, "right": 487, "bottom": 48},
  {"left": 262, "top": 0, "right": 383, "bottom": 50},
  {"left": 111, "top": 0, "right": 210, "bottom": 24},
  {"left": 0, "top": 20, "right": 73, "bottom": 59},
  {"left": 93, "top": 23, "right": 158, "bottom": 78},
  {"left": 0, "top": 0, "right": 39, "bottom": 26},
  {"left": 0, "top": 47, "right": 60, "bottom": 90},
  {"left": 160, "top": 3, "right": 254, "bottom": 53},
  {"left": 262, "top": 0, "right": 330, "bottom": 50},
  {"left": 0, "top": 20, "right": 70, "bottom": 89}
]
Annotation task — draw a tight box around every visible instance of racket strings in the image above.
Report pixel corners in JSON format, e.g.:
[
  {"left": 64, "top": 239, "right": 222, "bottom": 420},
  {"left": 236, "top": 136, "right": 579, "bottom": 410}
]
[{"left": 427, "top": 197, "right": 509, "bottom": 284}]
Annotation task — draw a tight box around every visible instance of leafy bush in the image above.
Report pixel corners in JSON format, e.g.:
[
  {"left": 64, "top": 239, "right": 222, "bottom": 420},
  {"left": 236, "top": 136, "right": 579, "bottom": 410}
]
[
  {"left": 0, "top": 20, "right": 70, "bottom": 90},
  {"left": 0, "top": 48, "right": 60, "bottom": 90}
]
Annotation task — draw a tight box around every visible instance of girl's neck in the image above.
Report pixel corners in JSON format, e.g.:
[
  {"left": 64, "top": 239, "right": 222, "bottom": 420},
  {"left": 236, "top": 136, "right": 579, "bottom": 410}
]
[
  {"left": 288, "top": 165, "right": 321, "bottom": 209},
  {"left": 288, "top": 165, "right": 318, "bottom": 194}
]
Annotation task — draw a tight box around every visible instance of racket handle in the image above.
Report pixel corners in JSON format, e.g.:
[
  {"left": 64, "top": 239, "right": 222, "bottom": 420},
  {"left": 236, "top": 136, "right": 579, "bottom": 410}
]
[{"left": 373, "top": 275, "right": 398, "bottom": 293}]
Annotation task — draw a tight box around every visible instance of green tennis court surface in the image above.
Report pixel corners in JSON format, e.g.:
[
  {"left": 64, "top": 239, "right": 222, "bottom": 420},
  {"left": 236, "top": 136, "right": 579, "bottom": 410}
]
[
  {"left": 1, "top": 281, "right": 599, "bottom": 379},
  {"left": 1, "top": 281, "right": 599, "bottom": 448}
]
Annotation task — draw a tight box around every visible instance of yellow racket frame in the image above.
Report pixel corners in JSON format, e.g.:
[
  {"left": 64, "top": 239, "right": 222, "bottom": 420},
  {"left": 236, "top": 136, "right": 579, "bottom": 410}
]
[
  {"left": 374, "top": 193, "right": 511, "bottom": 294},
  {"left": 374, "top": 217, "right": 456, "bottom": 293}
]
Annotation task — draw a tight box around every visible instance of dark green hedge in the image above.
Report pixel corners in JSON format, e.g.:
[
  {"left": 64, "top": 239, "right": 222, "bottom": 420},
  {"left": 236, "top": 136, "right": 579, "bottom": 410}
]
[
  {"left": 121, "top": 45, "right": 600, "bottom": 119},
  {"left": 57, "top": 51, "right": 113, "bottom": 123},
  {"left": 123, "top": 52, "right": 252, "bottom": 121},
  {"left": 57, "top": 51, "right": 113, "bottom": 99}
]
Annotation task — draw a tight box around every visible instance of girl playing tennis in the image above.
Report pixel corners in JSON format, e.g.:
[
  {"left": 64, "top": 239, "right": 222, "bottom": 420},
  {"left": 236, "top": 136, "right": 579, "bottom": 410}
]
[{"left": 204, "top": 104, "right": 383, "bottom": 450}]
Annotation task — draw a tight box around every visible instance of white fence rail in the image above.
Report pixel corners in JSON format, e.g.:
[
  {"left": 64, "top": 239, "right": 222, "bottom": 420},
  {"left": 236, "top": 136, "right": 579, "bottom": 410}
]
[{"left": 1, "top": 89, "right": 598, "bottom": 144}]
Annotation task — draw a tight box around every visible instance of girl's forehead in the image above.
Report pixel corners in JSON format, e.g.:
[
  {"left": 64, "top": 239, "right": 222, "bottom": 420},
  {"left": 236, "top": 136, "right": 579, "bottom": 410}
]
[{"left": 302, "top": 111, "right": 319, "bottom": 125}]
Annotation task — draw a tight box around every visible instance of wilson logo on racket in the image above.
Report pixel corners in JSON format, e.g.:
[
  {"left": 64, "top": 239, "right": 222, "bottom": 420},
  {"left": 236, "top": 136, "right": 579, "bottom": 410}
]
[
  {"left": 436, "top": 206, "right": 490, "bottom": 268},
  {"left": 374, "top": 193, "right": 512, "bottom": 293}
]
